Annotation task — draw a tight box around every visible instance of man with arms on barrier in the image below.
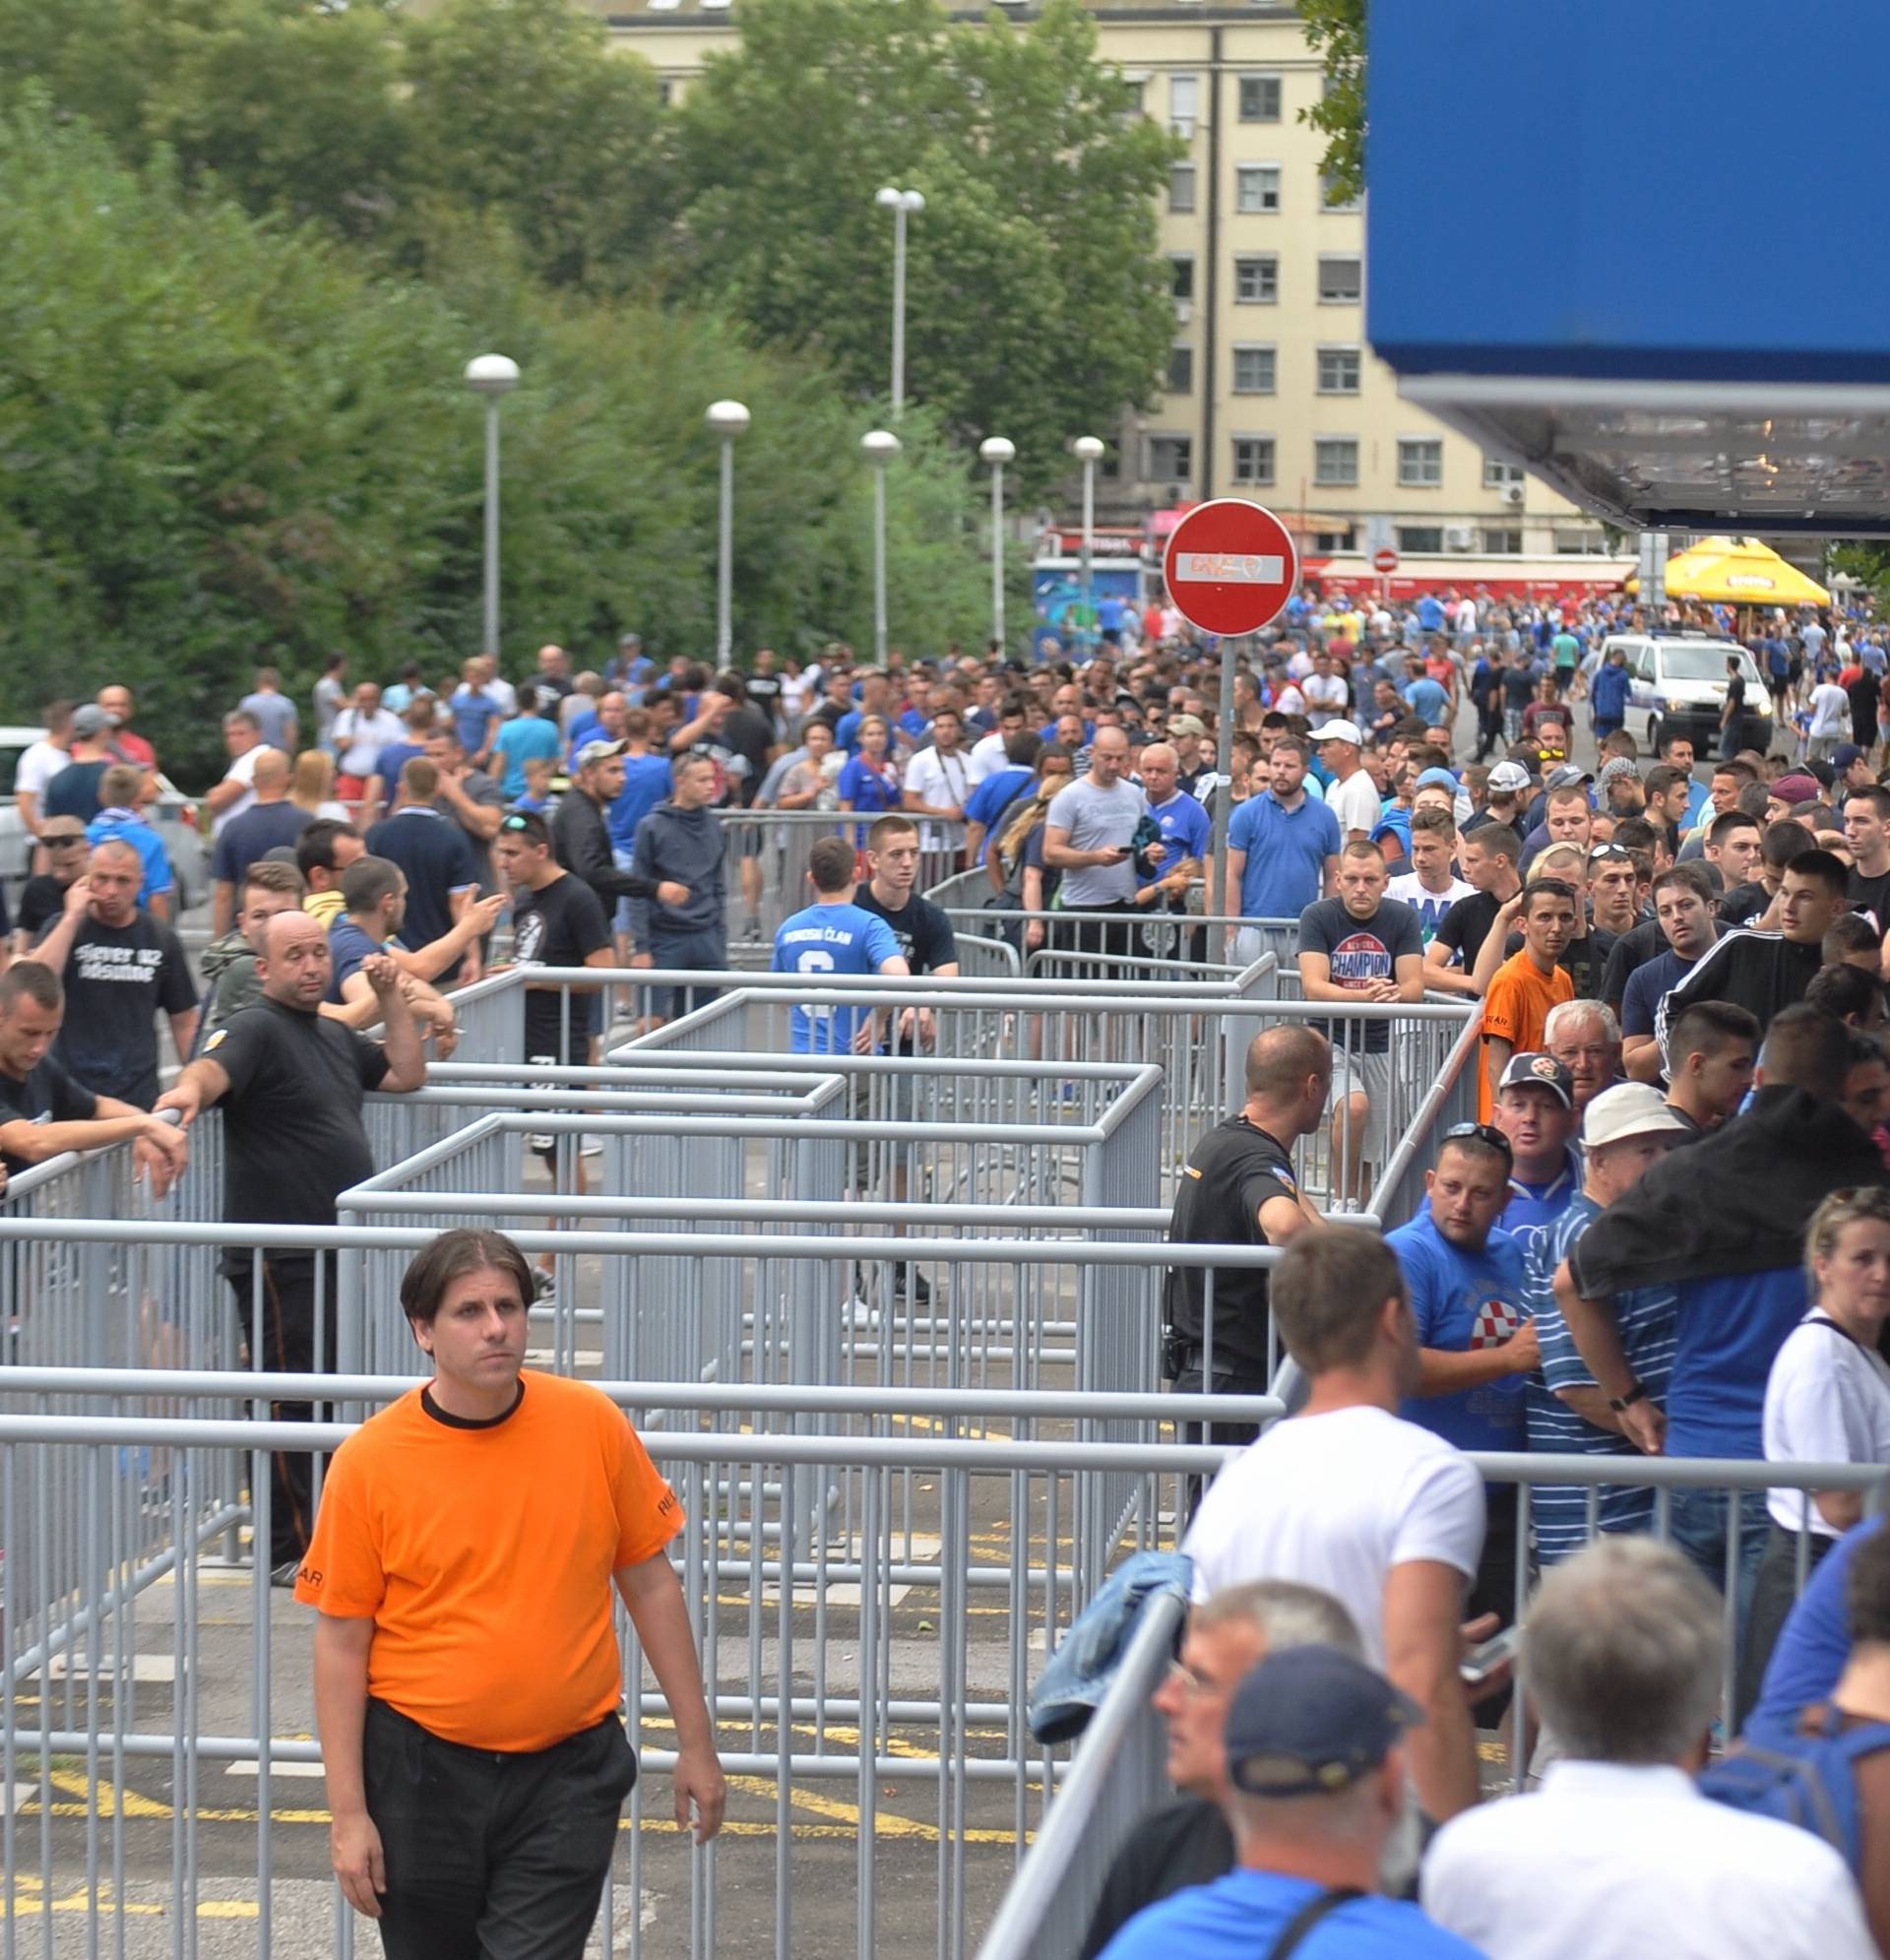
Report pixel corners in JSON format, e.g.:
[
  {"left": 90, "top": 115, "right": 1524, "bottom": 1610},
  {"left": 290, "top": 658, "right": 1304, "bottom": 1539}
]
[
  {"left": 1098, "top": 1643, "right": 1484, "bottom": 1960},
  {"left": 772, "top": 835, "right": 909, "bottom": 1058},
  {"left": 1663, "top": 998, "right": 1760, "bottom": 1136},
  {"left": 1081, "top": 1582, "right": 1368, "bottom": 1960},
  {"left": 157, "top": 911, "right": 425, "bottom": 1581},
  {"left": 1166, "top": 1027, "right": 1330, "bottom": 1467},
  {"left": 1389, "top": 1122, "right": 1536, "bottom": 1655},
  {"left": 1225, "top": 734, "right": 1342, "bottom": 968},
  {"left": 1491, "top": 1051, "right": 1582, "bottom": 1244},
  {"left": 1186, "top": 1227, "right": 1486, "bottom": 1826},
  {"left": 1423, "top": 1538, "right": 1872, "bottom": 1958},
  {"left": 1294, "top": 842, "right": 1423, "bottom": 1208},
  {"left": 1554, "top": 1004, "right": 1888, "bottom": 1620},
  {"left": 1523, "top": 1083, "right": 1688, "bottom": 1567},
  {"left": 1477, "top": 879, "right": 1578, "bottom": 1121},
  {"left": 298, "top": 1230, "right": 724, "bottom": 1958},
  {"left": 326, "top": 856, "right": 503, "bottom": 1017},
  {"left": 33, "top": 838, "right": 197, "bottom": 1110},
  {"left": 0, "top": 959, "right": 186, "bottom": 1190},
  {"left": 627, "top": 752, "right": 726, "bottom": 1027}
]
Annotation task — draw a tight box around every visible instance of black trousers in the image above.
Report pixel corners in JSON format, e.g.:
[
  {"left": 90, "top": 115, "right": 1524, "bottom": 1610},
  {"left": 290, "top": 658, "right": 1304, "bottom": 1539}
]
[
  {"left": 224, "top": 1249, "right": 338, "bottom": 1567},
  {"left": 364, "top": 1699, "right": 639, "bottom": 1960}
]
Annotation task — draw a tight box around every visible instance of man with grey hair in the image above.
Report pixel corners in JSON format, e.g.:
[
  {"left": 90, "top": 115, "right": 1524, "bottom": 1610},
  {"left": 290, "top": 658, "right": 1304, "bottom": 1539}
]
[
  {"left": 1544, "top": 997, "right": 1623, "bottom": 1115},
  {"left": 1079, "top": 1581, "right": 1361, "bottom": 1959},
  {"left": 1421, "top": 1538, "right": 1873, "bottom": 1958}
]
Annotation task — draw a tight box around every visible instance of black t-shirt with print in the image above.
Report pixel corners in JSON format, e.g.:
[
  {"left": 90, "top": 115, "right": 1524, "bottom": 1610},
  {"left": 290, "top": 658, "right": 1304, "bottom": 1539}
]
[{"left": 512, "top": 872, "right": 611, "bottom": 1061}]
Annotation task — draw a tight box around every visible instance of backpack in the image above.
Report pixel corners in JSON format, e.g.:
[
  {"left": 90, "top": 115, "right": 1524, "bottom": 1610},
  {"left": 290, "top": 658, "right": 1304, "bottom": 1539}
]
[{"left": 1699, "top": 1703, "right": 1890, "bottom": 1876}]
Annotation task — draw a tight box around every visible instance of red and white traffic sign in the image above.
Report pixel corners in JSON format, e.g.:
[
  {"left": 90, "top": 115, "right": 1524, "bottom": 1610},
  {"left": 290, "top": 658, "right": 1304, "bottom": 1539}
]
[
  {"left": 1372, "top": 547, "right": 1400, "bottom": 575},
  {"left": 1162, "top": 498, "right": 1299, "bottom": 636}
]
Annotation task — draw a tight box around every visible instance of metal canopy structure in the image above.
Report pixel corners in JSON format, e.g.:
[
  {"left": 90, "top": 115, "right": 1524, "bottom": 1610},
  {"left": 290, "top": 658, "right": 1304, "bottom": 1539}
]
[{"left": 1365, "top": 0, "right": 1890, "bottom": 537}]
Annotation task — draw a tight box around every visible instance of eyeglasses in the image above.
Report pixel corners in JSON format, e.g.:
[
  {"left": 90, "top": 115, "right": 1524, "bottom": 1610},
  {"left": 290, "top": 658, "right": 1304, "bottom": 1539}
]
[
  {"left": 1443, "top": 1120, "right": 1515, "bottom": 1159},
  {"left": 1164, "top": 1659, "right": 1230, "bottom": 1701}
]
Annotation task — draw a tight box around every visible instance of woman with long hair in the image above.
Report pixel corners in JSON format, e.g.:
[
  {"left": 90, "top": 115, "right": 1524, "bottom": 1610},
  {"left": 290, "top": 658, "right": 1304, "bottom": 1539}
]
[{"left": 290, "top": 748, "right": 350, "bottom": 822}]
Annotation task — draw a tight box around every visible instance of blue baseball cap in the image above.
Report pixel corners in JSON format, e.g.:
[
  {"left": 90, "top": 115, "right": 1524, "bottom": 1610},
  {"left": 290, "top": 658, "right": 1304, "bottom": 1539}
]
[
  {"left": 1225, "top": 1647, "right": 1419, "bottom": 1798},
  {"left": 1414, "top": 767, "right": 1460, "bottom": 794}
]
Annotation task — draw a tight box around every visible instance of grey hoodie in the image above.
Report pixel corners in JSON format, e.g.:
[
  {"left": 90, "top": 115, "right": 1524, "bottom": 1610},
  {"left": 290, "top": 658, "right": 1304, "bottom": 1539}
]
[{"left": 626, "top": 801, "right": 726, "bottom": 943}]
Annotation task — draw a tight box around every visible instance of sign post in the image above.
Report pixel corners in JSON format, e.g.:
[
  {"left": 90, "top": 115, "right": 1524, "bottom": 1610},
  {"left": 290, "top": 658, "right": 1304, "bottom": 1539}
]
[
  {"left": 1162, "top": 499, "right": 1301, "bottom": 963},
  {"left": 1372, "top": 545, "right": 1399, "bottom": 608}
]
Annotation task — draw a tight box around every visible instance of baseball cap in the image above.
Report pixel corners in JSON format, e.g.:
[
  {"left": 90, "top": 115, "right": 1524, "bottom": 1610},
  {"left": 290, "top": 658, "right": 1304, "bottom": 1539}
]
[
  {"left": 1167, "top": 714, "right": 1207, "bottom": 737},
  {"left": 1497, "top": 1050, "right": 1574, "bottom": 1110},
  {"left": 1486, "top": 761, "right": 1531, "bottom": 794},
  {"left": 1834, "top": 743, "right": 1865, "bottom": 771},
  {"left": 1582, "top": 1081, "right": 1692, "bottom": 1150},
  {"left": 1225, "top": 1647, "right": 1420, "bottom": 1799},
  {"left": 1309, "top": 720, "right": 1363, "bottom": 746},
  {"left": 70, "top": 704, "right": 109, "bottom": 739},
  {"left": 1414, "top": 766, "right": 1460, "bottom": 794},
  {"left": 1544, "top": 763, "right": 1593, "bottom": 790},
  {"left": 572, "top": 737, "right": 628, "bottom": 769},
  {"left": 1598, "top": 756, "right": 1641, "bottom": 788}
]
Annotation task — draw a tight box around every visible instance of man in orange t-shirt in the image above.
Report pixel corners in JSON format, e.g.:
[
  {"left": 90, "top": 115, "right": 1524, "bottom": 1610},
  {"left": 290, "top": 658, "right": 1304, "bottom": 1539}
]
[
  {"left": 1479, "top": 878, "right": 1580, "bottom": 1120},
  {"left": 296, "top": 1229, "right": 724, "bottom": 1958}
]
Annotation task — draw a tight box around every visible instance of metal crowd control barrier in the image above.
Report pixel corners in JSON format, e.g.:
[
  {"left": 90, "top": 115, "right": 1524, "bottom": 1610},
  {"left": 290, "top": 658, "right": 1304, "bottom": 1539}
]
[
  {"left": 939, "top": 908, "right": 1305, "bottom": 999},
  {"left": 976, "top": 1453, "right": 1890, "bottom": 1960}
]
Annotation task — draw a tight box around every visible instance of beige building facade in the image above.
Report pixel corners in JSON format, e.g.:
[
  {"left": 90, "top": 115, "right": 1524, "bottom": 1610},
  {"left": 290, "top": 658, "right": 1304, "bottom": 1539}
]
[{"left": 581, "top": 0, "right": 1624, "bottom": 585}]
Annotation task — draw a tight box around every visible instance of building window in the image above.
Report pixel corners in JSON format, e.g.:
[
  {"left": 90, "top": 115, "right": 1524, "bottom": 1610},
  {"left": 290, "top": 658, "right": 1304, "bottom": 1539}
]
[
  {"left": 1120, "top": 78, "right": 1146, "bottom": 117},
  {"left": 1397, "top": 526, "right": 1445, "bottom": 554},
  {"left": 1482, "top": 528, "right": 1525, "bottom": 554},
  {"left": 1231, "top": 345, "right": 1276, "bottom": 395},
  {"left": 1316, "top": 347, "right": 1361, "bottom": 395},
  {"left": 1313, "top": 438, "right": 1358, "bottom": 487},
  {"left": 1231, "top": 437, "right": 1276, "bottom": 486},
  {"left": 1168, "top": 163, "right": 1197, "bottom": 214},
  {"left": 1312, "top": 525, "right": 1355, "bottom": 552},
  {"left": 1168, "top": 254, "right": 1195, "bottom": 303},
  {"left": 1167, "top": 345, "right": 1195, "bottom": 395},
  {"left": 1556, "top": 530, "right": 1612, "bottom": 555},
  {"left": 1148, "top": 434, "right": 1193, "bottom": 486},
  {"left": 1482, "top": 457, "right": 1526, "bottom": 488},
  {"left": 1235, "top": 165, "right": 1281, "bottom": 214},
  {"left": 1169, "top": 73, "right": 1199, "bottom": 137},
  {"left": 1317, "top": 255, "right": 1361, "bottom": 304},
  {"left": 1233, "top": 255, "right": 1278, "bottom": 304},
  {"left": 1320, "top": 173, "right": 1363, "bottom": 213},
  {"left": 656, "top": 78, "right": 675, "bottom": 106},
  {"left": 1238, "top": 74, "right": 1282, "bottom": 122},
  {"left": 1397, "top": 439, "right": 1443, "bottom": 488}
]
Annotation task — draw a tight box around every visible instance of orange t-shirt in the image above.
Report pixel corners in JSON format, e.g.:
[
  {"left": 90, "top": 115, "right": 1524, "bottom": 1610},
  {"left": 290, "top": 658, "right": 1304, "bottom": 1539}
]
[
  {"left": 295, "top": 1370, "right": 683, "bottom": 1751},
  {"left": 1478, "top": 949, "right": 1575, "bottom": 1120}
]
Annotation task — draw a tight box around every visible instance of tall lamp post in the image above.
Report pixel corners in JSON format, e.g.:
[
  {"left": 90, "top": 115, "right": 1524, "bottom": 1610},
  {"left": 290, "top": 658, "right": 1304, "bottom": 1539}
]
[
  {"left": 861, "top": 430, "right": 901, "bottom": 664},
  {"left": 1072, "top": 435, "right": 1104, "bottom": 658},
  {"left": 464, "top": 354, "right": 520, "bottom": 661},
  {"left": 978, "top": 437, "right": 1015, "bottom": 656},
  {"left": 874, "top": 187, "right": 924, "bottom": 418},
  {"left": 704, "top": 400, "right": 751, "bottom": 664}
]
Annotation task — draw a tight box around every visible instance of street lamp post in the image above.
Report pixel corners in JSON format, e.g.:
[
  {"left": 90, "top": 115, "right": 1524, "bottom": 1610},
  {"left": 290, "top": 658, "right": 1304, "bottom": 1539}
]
[
  {"left": 704, "top": 400, "right": 751, "bottom": 664},
  {"left": 978, "top": 437, "right": 1015, "bottom": 656},
  {"left": 463, "top": 354, "right": 520, "bottom": 660},
  {"left": 861, "top": 430, "right": 902, "bottom": 664},
  {"left": 874, "top": 187, "right": 924, "bottom": 418},
  {"left": 1072, "top": 436, "right": 1104, "bottom": 658}
]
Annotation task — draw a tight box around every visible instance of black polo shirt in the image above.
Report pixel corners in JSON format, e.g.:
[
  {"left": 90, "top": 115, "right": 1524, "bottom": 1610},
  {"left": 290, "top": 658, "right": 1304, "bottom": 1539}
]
[
  {"left": 1166, "top": 1115, "right": 1299, "bottom": 1379},
  {"left": 203, "top": 999, "right": 386, "bottom": 1225}
]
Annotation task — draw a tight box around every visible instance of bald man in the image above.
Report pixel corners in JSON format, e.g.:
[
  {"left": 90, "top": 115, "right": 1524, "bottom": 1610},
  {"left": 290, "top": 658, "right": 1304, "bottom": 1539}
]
[{"left": 210, "top": 746, "right": 310, "bottom": 934}]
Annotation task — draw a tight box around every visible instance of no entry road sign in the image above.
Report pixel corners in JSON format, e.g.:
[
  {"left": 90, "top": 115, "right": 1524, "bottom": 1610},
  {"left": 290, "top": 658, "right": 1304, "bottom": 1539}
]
[{"left": 1163, "top": 498, "right": 1300, "bottom": 636}]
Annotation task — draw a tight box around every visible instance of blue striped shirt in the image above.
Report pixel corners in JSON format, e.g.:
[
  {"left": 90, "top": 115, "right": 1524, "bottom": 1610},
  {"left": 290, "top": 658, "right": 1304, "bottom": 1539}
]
[{"left": 1523, "top": 1194, "right": 1679, "bottom": 1563}]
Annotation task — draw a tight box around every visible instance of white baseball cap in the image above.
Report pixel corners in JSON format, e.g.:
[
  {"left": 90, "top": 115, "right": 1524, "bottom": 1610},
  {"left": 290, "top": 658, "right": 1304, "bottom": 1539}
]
[
  {"left": 1309, "top": 720, "right": 1363, "bottom": 746},
  {"left": 1486, "top": 761, "right": 1531, "bottom": 793},
  {"left": 1582, "top": 1082, "right": 1692, "bottom": 1151}
]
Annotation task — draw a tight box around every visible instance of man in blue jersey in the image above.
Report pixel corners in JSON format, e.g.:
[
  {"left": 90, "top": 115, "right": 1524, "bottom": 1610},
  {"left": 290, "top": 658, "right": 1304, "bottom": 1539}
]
[
  {"left": 772, "top": 835, "right": 909, "bottom": 1056},
  {"left": 1523, "top": 1083, "right": 1687, "bottom": 1566},
  {"left": 1389, "top": 1123, "right": 1536, "bottom": 1635}
]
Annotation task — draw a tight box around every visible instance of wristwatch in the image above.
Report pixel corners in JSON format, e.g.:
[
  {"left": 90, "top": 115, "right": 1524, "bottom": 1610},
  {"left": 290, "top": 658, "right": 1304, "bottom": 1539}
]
[{"left": 1608, "top": 1382, "right": 1649, "bottom": 1413}]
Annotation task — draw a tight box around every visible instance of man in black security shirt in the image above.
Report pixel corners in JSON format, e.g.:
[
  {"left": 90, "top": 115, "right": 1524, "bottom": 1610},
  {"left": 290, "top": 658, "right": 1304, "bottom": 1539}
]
[
  {"left": 0, "top": 960, "right": 188, "bottom": 1187},
  {"left": 33, "top": 839, "right": 197, "bottom": 1107},
  {"left": 157, "top": 911, "right": 424, "bottom": 1580},
  {"left": 1166, "top": 1026, "right": 1331, "bottom": 1478}
]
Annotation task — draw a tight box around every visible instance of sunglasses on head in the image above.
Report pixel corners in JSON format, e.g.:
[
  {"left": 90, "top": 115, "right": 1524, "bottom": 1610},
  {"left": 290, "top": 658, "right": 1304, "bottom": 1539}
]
[{"left": 1443, "top": 1120, "right": 1514, "bottom": 1159}]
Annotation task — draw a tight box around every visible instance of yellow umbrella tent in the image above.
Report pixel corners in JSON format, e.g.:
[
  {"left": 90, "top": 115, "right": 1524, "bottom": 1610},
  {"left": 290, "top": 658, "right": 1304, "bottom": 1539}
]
[{"left": 1625, "top": 536, "right": 1830, "bottom": 606}]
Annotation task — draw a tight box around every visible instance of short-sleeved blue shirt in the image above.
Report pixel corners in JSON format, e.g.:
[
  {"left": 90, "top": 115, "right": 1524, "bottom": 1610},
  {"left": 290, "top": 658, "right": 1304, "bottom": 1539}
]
[
  {"left": 1229, "top": 792, "right": 1343, "bottom": 921},
  {"left": 1391, "top": 1208, "right": 1532, "bottom": 1452},
  {"left": 773, "top": 901, "right": 902, "bottom": 1053}
]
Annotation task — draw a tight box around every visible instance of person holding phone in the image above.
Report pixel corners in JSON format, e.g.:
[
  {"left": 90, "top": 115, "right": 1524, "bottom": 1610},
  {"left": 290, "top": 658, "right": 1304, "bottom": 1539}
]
[{"left": 1040, "top": 727, "right": 1155, "bottom": 970}]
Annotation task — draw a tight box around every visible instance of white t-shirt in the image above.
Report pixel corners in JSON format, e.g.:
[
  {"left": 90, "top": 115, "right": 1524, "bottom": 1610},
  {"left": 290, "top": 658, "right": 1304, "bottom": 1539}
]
[
  {"left": 14, "top": 738, "right": 67, "bottom": 806},
  {"left": 211, "top": 743, "right": 270, "bottom": 836},
  {"left": 485, "top": 675, "right": 519, "bottom": 719},
  {"left": 1184, "top": 1405, "right": 1483, "bottom": 1668},
  {"left": 1808, "top": 683, "right": 1850, "bottom": 738},
  {"left": 1273, "top": 683, "right": 1307, "bottom": 717},
  {"left": 1763, "top": 1311, "right": 1890, "bottom": 1534},
  {"left": 331, "top": 708, "right": 405, "bottom": 780},
  {"left": 1303, "top": 672, "right": 1350, "bottom": 713},
  {"left": 1423, "top": 1759, "right": 1875, "bottom": 1960},
  {"left": 902, "top": 745, "right": 972, "bottom": 851},
  {"left": 1326, "top": 766, "right": 1383, "bottom": 840},
  {"left": 967, "top": 729, "right": 1009, "bottom": 787}
]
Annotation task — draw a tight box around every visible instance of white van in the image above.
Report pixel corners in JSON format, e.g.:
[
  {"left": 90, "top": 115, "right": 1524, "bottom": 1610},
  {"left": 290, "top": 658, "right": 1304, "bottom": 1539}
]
[{"left": 1602, "top": 633, "right": 1772, "bottom": 753}]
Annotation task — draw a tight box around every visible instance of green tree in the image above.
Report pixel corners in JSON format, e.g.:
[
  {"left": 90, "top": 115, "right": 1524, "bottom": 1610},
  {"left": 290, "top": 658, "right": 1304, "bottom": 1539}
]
[
  {"left": 1298, "top": 0, "right": 1366, "bottom": 205},
  {"left": 670, "top": 0, "right": 1178, "bottom": 491}
]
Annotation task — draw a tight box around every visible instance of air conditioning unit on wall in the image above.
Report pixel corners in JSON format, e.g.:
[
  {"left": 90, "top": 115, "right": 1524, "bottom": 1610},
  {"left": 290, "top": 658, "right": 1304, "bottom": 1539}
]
[{"left": 1502, "top": 483, "right": 1525, "bottom": 505}]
